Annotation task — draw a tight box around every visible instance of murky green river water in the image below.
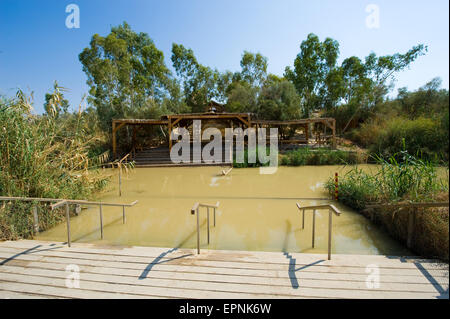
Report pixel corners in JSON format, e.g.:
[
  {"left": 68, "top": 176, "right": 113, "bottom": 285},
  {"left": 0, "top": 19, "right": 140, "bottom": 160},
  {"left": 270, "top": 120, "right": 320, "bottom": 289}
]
[{"left": 37, "top": 165, "right": 412, "bottom": 255}]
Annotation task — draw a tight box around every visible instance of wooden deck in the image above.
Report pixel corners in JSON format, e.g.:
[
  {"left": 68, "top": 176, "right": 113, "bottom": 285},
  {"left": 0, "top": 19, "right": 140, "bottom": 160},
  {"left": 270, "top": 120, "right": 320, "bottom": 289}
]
[{"left": 0, "top": 240, "right": 448, "bottom": 299}]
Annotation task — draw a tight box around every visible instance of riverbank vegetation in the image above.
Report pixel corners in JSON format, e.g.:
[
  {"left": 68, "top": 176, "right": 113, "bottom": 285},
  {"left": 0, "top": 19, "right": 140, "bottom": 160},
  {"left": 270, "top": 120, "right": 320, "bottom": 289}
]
[
  {"left": 76, "top": 22, "right": 448, "bottom": 165},
  {"left": 280, "top": 148, "right": 366, "bottom": 166},
  {"left": 0, "top": 86, "right": 110, "bottom": 240},
  {"left": 345, "top": 78, "right": 449, "bottom": 162},
  {"left": 325, "top": 151, "right": 449, "bottom": 260},
  {"left": 1, "top": 22, "right": 448, "bottom": 243}
]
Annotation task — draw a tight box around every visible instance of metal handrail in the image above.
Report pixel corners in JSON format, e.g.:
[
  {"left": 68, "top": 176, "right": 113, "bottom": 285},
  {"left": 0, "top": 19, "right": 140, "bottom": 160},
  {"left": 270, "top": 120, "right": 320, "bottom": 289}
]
[
  {"left": 191, "top": 202, "right": 220, "bottom": 254},
  {"left": 112, "top": 152, "right": 133, "bottom": 197},
  {"left": 0, "top": 196, "right": 138, "bottom": 247},
  {"left": 296, "top": 202, "right": 341, "bottom": 260}
]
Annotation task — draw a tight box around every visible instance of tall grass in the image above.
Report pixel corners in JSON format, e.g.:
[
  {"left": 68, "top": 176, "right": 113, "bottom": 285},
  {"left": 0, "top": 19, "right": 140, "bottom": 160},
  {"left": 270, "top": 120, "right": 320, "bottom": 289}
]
[
  {"left": 325, "top": 150, "right": 449, "bottom": 260},
  {"left": 0, "top": 89, "right": 110, "bottom": 240},
  {"left": 325, "top": 151, "right": 448, "bottom": 208},
  {"left": 280, "top": 148, "right": 366, "bottom": 166}
]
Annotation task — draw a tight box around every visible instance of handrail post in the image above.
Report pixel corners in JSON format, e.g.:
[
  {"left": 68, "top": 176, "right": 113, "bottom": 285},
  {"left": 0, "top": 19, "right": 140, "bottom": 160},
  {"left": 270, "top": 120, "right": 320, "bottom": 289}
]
[
  {"left": 407, "top": 207, "right": 417, "bottom": 249},
  {"left": 196, "top": 207, "right": 200, "bottom": 254},
  {"left": 302, "top": 208, "right": 305, "bottom": 229},
  {"left": 32, "top": 206, "right": 39, "bottom": 234},
  {"left": 65, "top": 203, "right": 71, "bottom": 247},
  {"left": 118, "top": 164, "right": 122, "bottom": 197},
  {"left": 312, "top": 209, "right": 316, "bottom": 248},
  {"left": 328, "top": 209, "right": 332, "bottom": 260},
  {"left": 99, "top": 204, "right": 103, "bottom": 239},
  {"left": 122, "top": 206, "right": 126, "bottom": 224},
  {"left": 207, "top": 207, "right": 210, "bottom": 245}
]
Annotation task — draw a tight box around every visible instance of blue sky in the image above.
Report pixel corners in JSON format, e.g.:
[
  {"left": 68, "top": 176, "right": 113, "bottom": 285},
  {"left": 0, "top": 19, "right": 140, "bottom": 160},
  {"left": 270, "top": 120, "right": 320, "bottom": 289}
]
[{"left": 0, "top": 0, "right": 448, "bottom": 114}]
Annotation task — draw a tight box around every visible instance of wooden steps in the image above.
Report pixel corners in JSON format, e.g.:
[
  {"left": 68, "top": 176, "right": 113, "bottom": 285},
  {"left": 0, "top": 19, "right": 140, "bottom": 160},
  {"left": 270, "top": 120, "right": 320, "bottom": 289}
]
[
  {"left": 0, "top": 240, "right": 448, "bottom": 299},
  {"left": 131, "top": 146, "right": 232, "bottom": 167}
]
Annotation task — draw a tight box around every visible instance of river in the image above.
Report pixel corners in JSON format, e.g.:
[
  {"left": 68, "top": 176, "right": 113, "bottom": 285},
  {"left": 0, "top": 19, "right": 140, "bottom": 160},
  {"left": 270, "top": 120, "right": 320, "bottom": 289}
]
[{"left": 36, "top": 165, "right": 411, "bottom": 255}]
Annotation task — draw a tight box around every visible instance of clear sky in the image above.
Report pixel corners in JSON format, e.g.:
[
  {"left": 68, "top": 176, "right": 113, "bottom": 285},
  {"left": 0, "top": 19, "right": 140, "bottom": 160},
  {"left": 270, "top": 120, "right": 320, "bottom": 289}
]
[{"left": 1, "top": 0, "right": 448, "bottom": 114}]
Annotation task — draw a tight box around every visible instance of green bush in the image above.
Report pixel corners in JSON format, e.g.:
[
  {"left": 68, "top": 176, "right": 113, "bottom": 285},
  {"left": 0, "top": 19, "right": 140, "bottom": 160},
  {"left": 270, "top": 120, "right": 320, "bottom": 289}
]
[
  {"left": 280, "top": 148, "right": 364, "bottom": 166},
  {"left": 352, "top": 117, "right": 447, "bottom": 162},
  {"left": 233, "top": 146, "right": 275, "bottom": 168}
]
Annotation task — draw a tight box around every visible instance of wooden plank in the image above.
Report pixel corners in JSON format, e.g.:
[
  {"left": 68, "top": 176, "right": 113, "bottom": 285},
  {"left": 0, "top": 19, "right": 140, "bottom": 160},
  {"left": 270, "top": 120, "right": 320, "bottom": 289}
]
[
  {"left": 113, "top": 119, "right": 168, "bottom": 125},
  {"left": 0, "top": 250, "right": 447, "bottom": 281},
  {"left": 1, "top": 253, "right": 447, "bottom": 299},
  {"left": 0, "top": 289, "right": 54, "bottom": 299},
  {"left": 16, "top": 259, "right": 449, "bottom": 286},
  {"left": 0, "top": 272, "right": 286, "bottom": 299},
  {"left": 0, "top": 261, "right": 446, "bottom": 295},
  {"left": 366, "top": 202, "right": 449, "bottom": 209},
  {"left": 1, "top": 241, "right": 447, "bottom": 270},
  {"left": 0, "top": 281, "right": 150, "bottom": 299},
  {"left": 1, "top": 246, "right": 447, "bottom": 274},
  {"left": 253, "top": 118, "right": 336, "bottom": 126},
  {"left": 0, "top": 240, "right": 439, "bottom": 267},
  {"left": 1, "top": 251, "right": 447, "bottom": 284},
  {"left": 1, "top": 263, "right": 445, "bottom": 299}
]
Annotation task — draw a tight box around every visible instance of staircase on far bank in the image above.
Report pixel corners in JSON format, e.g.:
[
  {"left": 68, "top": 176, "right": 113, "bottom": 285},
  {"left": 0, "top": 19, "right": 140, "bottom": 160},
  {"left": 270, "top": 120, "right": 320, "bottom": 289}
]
[{"left": 130, "top": 146, "right": 233, "bottom": 167}]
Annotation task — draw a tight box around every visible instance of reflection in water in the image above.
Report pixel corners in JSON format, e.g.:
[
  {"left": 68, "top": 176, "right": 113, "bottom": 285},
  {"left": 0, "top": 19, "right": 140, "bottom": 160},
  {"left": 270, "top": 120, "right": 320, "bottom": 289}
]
[{"left": 37, "top": 166, "right": 411, "bottom": 256}]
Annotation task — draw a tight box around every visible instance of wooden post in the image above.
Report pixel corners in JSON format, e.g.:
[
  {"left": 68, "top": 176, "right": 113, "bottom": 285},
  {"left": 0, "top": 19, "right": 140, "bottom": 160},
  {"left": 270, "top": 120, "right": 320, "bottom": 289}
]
[
  {"left": 407, "top": 208, "right": 416, "bottom": 249},
  {"left": 122, "top": 206, "right": 126, "bottom": 224},
  {"left": 312, "top": 209, "right": 316, "bottom": 248},
  {"left": 305, "top": 124, "right": 309, "bottom": 145},
  {"left": 132, "top": 126, "right": 137, "bottom": 151},
  {"left": 32, "top": 206, "right": 39, "bottom": 234},
  {"left": 328, "top": 209, "right": 332, "bottom": 260},
  {"left": 302, "top": 208, "right": 305, "bottom": 229},
  {"left": 213, "top": 207, "right": 216, "bottom": 227},
  {"left": 168, "top": 117, "right": 172, "bottom": 151},
  {"left": 196, "top": 207, "right": 200, "bottom": 254},
  {"left": 112, "top": 121, "right": 117, "bottom": 159},
  {"left": 118, "top": 164, "right": 122, "bottom": 197},
  {"left": 335, "top": 173, "right": 338, "bottom": 200},
  {"left": 99, "top": 204, "right": 103, "bottom": 240},
  {"left": 66, "top": 203, "right": 71, "bottom": 247},
  {"left": 332, "top": 119, "right": 336, "bottom": 149},
  {"left": 207, "top": 207, "right": 210, "bottom": 245}
]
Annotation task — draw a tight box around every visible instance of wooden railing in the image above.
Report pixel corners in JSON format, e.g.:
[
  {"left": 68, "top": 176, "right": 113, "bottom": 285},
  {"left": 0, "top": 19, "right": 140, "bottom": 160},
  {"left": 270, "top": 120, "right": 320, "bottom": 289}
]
[
  {"left": 296, "top": 202, "right": 341, "bottom": 260},
  {"left": 364, "top": 201, "right": 449, "bottom": 249},
  {"left": 190, "top": 202, "right": 220, "bottom": 254},
  {"left": 0, "top": 196, "right": 138, "bottom": 247}
]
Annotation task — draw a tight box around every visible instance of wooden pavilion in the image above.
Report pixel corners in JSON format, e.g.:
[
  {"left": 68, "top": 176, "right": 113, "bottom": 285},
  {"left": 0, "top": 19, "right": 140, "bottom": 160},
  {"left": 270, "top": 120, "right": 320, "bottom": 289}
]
[{"left": 111, "top": 112, "right": 336, "bottom": 161}]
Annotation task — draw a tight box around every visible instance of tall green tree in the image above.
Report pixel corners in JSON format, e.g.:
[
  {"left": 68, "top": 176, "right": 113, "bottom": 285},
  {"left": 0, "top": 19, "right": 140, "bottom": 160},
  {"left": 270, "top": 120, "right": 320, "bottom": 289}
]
[
  {"left": 240, "top": 51, "right": 268, "bottom": 88},
  {"left": 226, "top": 81, "right": 259, "bottom": 113},
  {"left": 79, "top": 22, "right": 171, "bottom": 130},
  {"left": 284, "top": 33, "right": 340, "bottom": 117},
  {"left": 286, "top": 33, "right": 427, "bottom": 120},
  {"left": 171, "top": 43, "right": 225, "bottom": 112},
  {"left": 257, "top": 80, "right": 302, "bottom": 121},
  {"left": 224, "top": 52, "right": 270, "bottom": 113}
]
